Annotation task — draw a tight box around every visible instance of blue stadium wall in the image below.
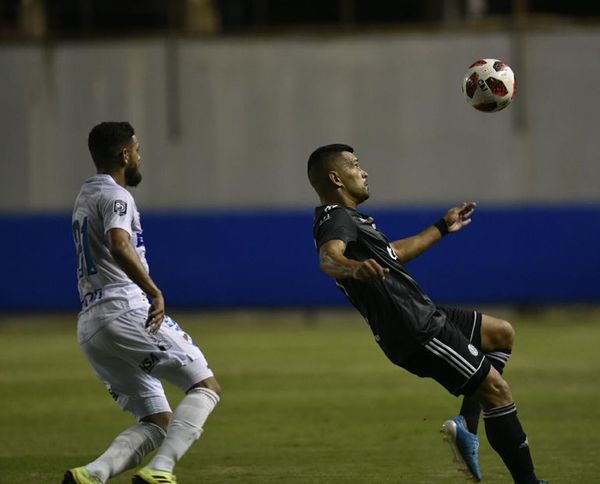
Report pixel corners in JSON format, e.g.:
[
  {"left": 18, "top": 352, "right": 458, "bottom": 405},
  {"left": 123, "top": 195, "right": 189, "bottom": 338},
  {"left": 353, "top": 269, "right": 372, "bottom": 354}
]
[{"left": 1, "top": 206, "right": 599, "bottom": 312}]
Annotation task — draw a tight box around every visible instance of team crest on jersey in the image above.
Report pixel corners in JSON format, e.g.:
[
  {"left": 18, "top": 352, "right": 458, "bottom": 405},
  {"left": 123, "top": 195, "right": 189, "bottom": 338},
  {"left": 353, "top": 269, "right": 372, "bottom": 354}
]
[
  {"left": 387, "top": 246, "right": 398, "bottom": 260},
  {"left": 317, "top": 213, "right": 331, "bottom": 227},
  {"left": 113, "top": 200, "right": 128, "bottom": 216}
]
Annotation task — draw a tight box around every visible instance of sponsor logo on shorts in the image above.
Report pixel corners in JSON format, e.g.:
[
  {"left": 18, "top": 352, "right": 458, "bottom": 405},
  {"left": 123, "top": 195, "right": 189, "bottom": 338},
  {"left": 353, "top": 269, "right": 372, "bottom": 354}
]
[
  {"left": 468, "top": 344, "right": 479, "bottom": 356},
  {"left": 139, "top": 353, "right": 159, "bottom": 373}
]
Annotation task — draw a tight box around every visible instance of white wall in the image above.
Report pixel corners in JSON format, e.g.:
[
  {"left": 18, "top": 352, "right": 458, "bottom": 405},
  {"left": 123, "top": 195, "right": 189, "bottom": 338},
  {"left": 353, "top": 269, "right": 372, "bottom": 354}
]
[{"left": 1, "top": 28, "right": 599, "bottom": 211}]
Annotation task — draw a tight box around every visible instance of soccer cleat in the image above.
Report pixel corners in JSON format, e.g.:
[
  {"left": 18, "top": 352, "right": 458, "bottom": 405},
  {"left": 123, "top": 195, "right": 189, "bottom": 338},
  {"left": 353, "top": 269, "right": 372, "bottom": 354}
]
[
  {"left": 441, "top": 415, "right": 482, "bottom": 482},
  {"left": 62, "top": 467, "right": 103, "bottom": 484},
  {"left": 132, "top": 467, "right": 178, "bottom": 484}
]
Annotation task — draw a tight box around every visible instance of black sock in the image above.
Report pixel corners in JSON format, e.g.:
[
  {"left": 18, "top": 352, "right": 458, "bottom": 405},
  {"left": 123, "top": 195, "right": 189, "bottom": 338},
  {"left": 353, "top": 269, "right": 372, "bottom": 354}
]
[
  {"left": 459, "top": 395, "right": 481, "bottom": 434},
  {"left": 460, "top": 349, "right": 512, "bottom": 434},
  {"left": 483, "top": 402, "right": 538, "bottom": 484}
]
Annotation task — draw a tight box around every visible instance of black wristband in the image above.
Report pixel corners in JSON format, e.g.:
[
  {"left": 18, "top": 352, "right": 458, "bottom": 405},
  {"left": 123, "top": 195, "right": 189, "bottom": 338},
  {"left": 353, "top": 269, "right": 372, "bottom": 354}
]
[{"left": 434, "top": 218, "right": 449, "bottom": 237}]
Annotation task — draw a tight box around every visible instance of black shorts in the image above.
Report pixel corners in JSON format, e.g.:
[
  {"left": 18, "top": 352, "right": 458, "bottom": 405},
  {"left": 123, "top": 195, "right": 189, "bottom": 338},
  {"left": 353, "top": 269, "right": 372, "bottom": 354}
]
[{"left": 400, "top": 307, "right": 490, "bottom": 397}]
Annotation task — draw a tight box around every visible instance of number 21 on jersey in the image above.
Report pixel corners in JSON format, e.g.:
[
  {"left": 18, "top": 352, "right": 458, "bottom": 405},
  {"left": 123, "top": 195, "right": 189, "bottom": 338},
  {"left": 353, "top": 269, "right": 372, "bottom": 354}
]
[{"left": 72, "top": 216, "right": 98, "bottom": 278}]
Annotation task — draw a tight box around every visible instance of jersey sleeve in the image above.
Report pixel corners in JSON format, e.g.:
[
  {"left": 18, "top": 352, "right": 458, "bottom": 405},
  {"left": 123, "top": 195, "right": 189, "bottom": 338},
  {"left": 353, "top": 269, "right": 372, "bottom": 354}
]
[
  {"left": 314, "top": 208, "right": 358, "bottom": 248},
  {"left": 100, "top": 189, "right": 135, "bottom": 237}
]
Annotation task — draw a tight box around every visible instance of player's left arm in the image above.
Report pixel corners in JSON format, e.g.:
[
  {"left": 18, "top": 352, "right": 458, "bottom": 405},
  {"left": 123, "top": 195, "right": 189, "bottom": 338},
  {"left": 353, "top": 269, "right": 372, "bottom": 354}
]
[
  {"left": 391, "top": 202, "right": 476, "bottom": 263},
  {"left": 108, "top": 228, "right": 165, "bottom": 332}
]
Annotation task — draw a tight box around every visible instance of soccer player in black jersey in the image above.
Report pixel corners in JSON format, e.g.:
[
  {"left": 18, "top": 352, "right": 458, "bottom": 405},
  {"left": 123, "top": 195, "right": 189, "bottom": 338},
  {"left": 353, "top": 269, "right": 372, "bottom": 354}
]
[{"left": 308, "top": 144, "right": 547, "bottom": 484}]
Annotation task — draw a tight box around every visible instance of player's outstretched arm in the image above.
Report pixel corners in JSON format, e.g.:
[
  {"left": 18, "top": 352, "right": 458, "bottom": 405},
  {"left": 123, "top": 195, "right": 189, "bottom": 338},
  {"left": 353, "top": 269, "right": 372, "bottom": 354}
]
[
  {"left": 319, "top": 240, "right": 389, "bottom": 281},
  {"left": 391, "top": 202, "right": 476, "bottom": 263},
  {"left": 108, "top": 228, "right": 165, "bottom": 332}
]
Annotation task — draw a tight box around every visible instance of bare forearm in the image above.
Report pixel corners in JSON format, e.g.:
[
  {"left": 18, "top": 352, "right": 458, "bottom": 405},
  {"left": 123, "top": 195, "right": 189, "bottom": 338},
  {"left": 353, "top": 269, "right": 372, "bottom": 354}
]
[
  {"left": 320, "top": 251, "right": 361, "bottom": 279},
  {"left": 110, "top": 243, "right": 162, "bottom": 298},
  {"left": 391, "top": 225, "right": 443, "bottom": 263},
  {"left": 319, "top": 239, "right": 390, "bottom": 281}
]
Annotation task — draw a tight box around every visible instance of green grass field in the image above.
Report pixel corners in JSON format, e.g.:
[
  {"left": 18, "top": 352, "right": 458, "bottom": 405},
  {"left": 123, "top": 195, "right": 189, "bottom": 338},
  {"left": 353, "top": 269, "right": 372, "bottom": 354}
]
[{"left": 1, "top": 308, "right": 599, "bottom": 483}]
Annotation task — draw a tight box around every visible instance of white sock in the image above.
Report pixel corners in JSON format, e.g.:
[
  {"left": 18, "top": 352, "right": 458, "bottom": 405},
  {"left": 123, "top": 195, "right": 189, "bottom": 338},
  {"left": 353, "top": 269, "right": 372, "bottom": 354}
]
[
  {"left": 85, "top": 422, "right": 165, "bottom": 482},
  {"left": 148, "top": 387, "right": 220, "bottom": 472}
]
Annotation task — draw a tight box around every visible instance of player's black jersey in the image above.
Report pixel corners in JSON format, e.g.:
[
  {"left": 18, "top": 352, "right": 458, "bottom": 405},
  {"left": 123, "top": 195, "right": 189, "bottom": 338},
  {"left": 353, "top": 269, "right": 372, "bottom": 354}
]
[{"left": 313, "top": 204, "right": 445, "bottom": 362}]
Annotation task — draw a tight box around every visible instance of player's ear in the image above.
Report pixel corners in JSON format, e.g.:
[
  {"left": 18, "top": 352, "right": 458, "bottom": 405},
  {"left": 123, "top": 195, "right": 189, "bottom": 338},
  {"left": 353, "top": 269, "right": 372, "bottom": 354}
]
[
  {"left": 118, "top": 147, "right": 129, "bottom": 166},
  {"left": 328, "top": 170, "right": 343, "bottom": 188}
]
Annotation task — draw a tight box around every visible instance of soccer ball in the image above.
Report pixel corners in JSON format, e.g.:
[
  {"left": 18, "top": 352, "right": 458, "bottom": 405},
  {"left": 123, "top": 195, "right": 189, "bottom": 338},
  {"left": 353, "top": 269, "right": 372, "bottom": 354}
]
[{"left": 462, "top": 58, "right": 516, "bottom": 112}]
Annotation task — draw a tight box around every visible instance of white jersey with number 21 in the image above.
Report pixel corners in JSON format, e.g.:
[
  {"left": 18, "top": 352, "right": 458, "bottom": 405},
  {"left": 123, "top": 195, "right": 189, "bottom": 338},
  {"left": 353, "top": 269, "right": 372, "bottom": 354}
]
[{"left": 72, "top": 174, "right": 151, "bottom": 326}]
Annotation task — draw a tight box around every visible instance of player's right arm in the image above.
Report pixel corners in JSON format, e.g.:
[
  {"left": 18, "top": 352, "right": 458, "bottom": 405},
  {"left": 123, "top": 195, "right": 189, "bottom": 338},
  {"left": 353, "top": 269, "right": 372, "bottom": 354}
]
[
  {"left": 390, "top": 202, "right": 476, "bottom": 262},
  {"left": 108, "top": 228, "right": 165, "bottom": 331},
  {"left": 319, "top": 240, "right": 389, "bottom": 281}
]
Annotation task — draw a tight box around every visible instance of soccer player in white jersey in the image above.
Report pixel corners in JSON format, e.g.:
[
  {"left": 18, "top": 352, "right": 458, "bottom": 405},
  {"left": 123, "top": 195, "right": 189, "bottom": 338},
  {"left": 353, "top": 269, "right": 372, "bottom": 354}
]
[{"left": 64, "top": 122, "right": 221, "bottom": 484}]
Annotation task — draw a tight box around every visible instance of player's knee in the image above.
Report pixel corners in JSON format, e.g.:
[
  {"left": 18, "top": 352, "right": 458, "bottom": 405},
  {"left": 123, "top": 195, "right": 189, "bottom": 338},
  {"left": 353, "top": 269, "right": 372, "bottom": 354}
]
[
  {"left": 142, "top": 411, "right": 172, "bottom": 431},
  {"left": 191, "top": 377, "right": 222, "bottom": 397},
  {"left": 476, "top": 368, "right": 513, "bottom": 409},
  {"left": 490, "top": 318, "right": 515, "bottom": 350},
  {"left": 500, "top": 319, "right": 515, "bottom": 348},
  {"left": 207, "top": 380, "right": 222, "bottom": 397}
]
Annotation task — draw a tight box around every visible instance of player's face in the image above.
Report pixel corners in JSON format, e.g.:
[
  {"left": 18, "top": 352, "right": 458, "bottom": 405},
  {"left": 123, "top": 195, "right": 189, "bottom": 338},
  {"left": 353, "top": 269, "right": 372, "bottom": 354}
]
[
  {"left": 124, "top": 135, "right": 143, "bottom": 187},
  {"left": 338, "top": 152, "right": 369, "bottom": 203}
]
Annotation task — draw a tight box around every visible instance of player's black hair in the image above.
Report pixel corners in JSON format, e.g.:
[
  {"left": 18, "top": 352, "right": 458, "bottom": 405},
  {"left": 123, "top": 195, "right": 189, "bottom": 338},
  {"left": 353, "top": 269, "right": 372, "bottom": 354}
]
[
  {"left": 307, "top": 144, "right": 354, "bottom": 192},
  {"left": 88, "top": 121, "right": 135, "bottom": 169}
]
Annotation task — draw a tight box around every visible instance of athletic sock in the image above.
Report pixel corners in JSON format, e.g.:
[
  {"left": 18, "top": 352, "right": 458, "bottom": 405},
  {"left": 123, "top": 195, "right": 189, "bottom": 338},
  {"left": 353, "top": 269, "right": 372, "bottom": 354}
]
[
  {"left": 459, "top": 395, "right": 481, "bottom": 434},
  {"left": 148, "top": 387, "right": 220, "bottom": 472},
  {"left": 460, "top": 349, "right": 512, "bottom": 434},
  {"left": 483, "top": 402, "right": 538, "bottom": 484},
  {"left": 486, "top": 349, "right": 512, "bottom": 373},
  {"left": 85, "top": 422, "right": 165, "bottom": 482}
]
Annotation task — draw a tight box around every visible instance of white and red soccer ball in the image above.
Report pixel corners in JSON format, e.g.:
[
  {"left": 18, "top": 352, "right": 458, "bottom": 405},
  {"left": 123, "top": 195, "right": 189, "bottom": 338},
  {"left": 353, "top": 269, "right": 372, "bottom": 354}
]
[{"left": 462, "top": 58, "right": 517, "bottom": 112}]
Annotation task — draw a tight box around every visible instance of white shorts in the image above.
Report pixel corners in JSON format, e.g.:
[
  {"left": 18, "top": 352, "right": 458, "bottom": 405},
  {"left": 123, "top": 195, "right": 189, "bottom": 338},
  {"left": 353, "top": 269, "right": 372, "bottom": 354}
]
[{"left": 79, "top": 308, "right": 214, "bottom": 420}]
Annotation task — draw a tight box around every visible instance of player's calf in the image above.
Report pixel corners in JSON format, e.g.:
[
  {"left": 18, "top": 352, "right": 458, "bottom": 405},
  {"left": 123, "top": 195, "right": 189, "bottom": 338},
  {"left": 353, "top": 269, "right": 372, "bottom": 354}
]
[
  {"left": 476, "top": 370, "right": 542, "bottom": 484},
  {"left": 483, "top": 402, "right": 540, "bottom": 484},
  {"left": 476, "top": 366, "right": 512, "bottom": 409},
  {"left": 144, "top": 385, "right": 220, "bottom": 473}
]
